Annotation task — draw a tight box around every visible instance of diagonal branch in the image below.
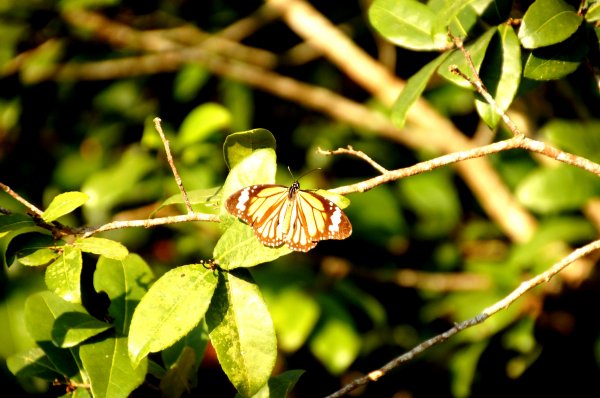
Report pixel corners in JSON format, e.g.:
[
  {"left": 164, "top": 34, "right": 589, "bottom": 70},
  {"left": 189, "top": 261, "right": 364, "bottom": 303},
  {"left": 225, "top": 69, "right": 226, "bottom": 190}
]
[{"left": 325, "top": 238, "right": 600, "bottom": 397}]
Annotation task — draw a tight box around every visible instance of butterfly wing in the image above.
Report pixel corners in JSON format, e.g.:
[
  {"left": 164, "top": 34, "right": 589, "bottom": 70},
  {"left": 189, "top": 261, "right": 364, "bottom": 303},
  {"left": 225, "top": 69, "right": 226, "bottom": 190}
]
[
  {"left": 225, "top": 183, "right": 352, "bottom": 252},
  {"left": 286, "top": 190, "right": 352, "bottom": 251},
  {"left": 225, "top": 184, "right": 290, "bottom": 248}
]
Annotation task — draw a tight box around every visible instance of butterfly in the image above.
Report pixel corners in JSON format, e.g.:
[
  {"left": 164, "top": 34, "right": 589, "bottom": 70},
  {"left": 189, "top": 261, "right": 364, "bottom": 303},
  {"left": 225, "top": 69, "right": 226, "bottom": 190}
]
[{"left": 225, "top": 180, "right": 352, "bottom": 252}]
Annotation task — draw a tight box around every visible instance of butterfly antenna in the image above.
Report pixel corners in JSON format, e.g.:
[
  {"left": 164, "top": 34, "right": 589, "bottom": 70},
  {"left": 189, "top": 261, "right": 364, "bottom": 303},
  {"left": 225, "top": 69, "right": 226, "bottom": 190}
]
[{"left": 295, "top": 167, "right": 322, "bottom": 182}]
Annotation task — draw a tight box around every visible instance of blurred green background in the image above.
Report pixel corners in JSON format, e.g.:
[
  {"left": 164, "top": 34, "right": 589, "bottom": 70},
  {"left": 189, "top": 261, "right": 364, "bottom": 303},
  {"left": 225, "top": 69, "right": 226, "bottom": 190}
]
[{"left": 2, "top": 0, "right": 600, "bottom": 397}]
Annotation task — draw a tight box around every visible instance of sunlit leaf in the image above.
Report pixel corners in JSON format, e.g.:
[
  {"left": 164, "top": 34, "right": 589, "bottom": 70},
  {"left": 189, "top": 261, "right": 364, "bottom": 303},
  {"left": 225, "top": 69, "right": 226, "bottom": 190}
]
[
  {"left": 128, "top": 263, "right": 218, "bottom": 365},
  {"left": 368, "top": 0, "right": 449, "bottom": 50},
  {"left": 518, "top": 0, "right": 582, "bottom": 49},
  {"left": 42, "top": 191, "right": 89, "bottom": 223},
  {"left": 177, "top": 102, "right": 231, "bottom": 148},
  {"left": 223, "top": 128, "right": 277, "bottom": 171},
  {"left": 206, "top": 269, "right": 276, "bottom": 397},
  {"left": 81, "top": 337, "right": 147, "bottom": 398},
  {"left": 45, "top": 246, "right": 83, "bottom": 303},
  {"left": 94, "top": 254, "right": 155, "bottom": 335}
]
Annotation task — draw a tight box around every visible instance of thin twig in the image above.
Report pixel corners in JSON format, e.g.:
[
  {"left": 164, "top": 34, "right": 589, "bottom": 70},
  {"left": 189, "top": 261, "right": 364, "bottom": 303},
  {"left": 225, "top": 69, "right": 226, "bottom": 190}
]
[
  {"left": 154, "top": 117, "right": 193, "bottom": 214},
  {"left": 77, "top": 212, "right": 220, "bottom": 238},
  {"left": 0, "top": 181, "right": 44, "bottom": 217},
  {"left": 318, "top": 146, "right": 388, "bottom": 174},
  {"left": 325, "top": 239, "right": 600, "bottom": 397},
  {"left": 448, "top": 34, "right": 523, "bottom": 137}
]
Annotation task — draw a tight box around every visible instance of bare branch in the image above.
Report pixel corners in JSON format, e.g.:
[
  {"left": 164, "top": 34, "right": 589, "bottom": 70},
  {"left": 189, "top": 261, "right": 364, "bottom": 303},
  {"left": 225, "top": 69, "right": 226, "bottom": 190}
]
[
  {"left": 326, "top": 238, "right": 600, "bottom": 397},
  {"left": 318, "top": 146, "right": 388, "bottom": 174},
  {"left": 0, "top": 181, "right": 44, "bottom": 217},
  {"left": 77, "top": 212, "right": 220, "bottom": 238},
  {"left": 154, "top": 117, "right": 193, "bottom": 214}
]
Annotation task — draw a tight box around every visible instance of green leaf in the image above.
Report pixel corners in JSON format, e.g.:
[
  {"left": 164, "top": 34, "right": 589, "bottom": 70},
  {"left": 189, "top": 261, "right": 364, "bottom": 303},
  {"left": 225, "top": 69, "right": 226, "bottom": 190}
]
[
  {"left": 438, "top": 28, "right": 496, "bottom": 88},
  {"left": 177, "top": 102, "right": 231, "bottom": 148},
  {"left": 7, "top": 232, "right": 61, "bottom": 266},
  {"left": 516, "top": 165, "right": 600, "bottom": 214},
  {"left": 72, "top": 237, "right": 128, "bottom": 260},
  {"left": 94, "top": 254, "right": 155, "bottom": 335},
  {"left": 24, "top": 292, "right": 88, "bottom": 381},
  {"left": 161, "top": 320, "right": 208, "bottom": 371},
  {"left": 309, "top": 294, "right": 361, "bottom": 375},
  {"left": 7, "top": 347, "right": 63, "bottom": 380},
  {"left": 128, "top": 263, "right": 218, "bottom": 365},
  {"left": 159, "top": 346, "right": 198, "bottom": 398},
  {"left": 368, "top": 0, "right": 449, "bottom": 51},
  {"left": 522, "top": 36, "right": 587, "bottom": 80},
  {"left": 265, "top": 287, "right": 320, "bottom": 353},
  {"left": 206, "top": 269, "right": 276, "bottom": 398},
  {"left": 173, "top": 65, "right": 211, "bottom": 102},
  {"left": 241, "top": 370, "right": 305, "bottom": 398},
  {"left": 42, "top": 191, "right": 89, "bottom": 223},
  {"left": 392, "top": 52, "right": 451, "bottom": 128},
  {"left": 214, "top": 223, "right": 291, "bottom": 270},
  {"left": 475, "top": 25, "right": 521, "bottom": 128},
  {"left": 518, "top": 0, "right": 582, "bottom": 49},
  {"left": 153, "top": 186, "right": 221, "bottom": 216},
  {"left": 223, "top": 128, "right": 277, "bottom": 170},
  {"left": 59, "top": 0, "right": 120, "bottom": 10},
  {"left": 0, "top": 213, "right": 45, "bottom": 267},
  {"left": 45, "top": 246, "right": 83, "bottom": 303},
  {"left": 586, "top": 2, "right": 600, "bottom": 22},
  {"left": 52, "top": 311, "right": 112, "bottom": 348},
  {"left": 541, "top": 119, "right": 600, "bottom": 163},
  {"left": 80, "top": 337, "right": 147, "bottom": 398}
]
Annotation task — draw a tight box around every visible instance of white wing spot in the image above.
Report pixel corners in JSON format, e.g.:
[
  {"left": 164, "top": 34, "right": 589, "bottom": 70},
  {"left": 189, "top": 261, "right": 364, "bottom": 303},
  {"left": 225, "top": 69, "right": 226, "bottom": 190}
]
[
  {"left": 329, "top": 205, "right": 342, "bottom": 233},
  {"left": 236, "top": 188, "right": 251, "bottom": 211}
]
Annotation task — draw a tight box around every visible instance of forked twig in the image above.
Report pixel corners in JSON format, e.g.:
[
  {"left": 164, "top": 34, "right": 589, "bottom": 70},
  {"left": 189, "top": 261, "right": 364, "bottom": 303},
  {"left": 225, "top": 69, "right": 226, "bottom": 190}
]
[
  {"left": 317, "top": 146, "right": 388, "bottom": 174},
  {"left": 153, "top": 117, "right": 194, "bottom": 214}
]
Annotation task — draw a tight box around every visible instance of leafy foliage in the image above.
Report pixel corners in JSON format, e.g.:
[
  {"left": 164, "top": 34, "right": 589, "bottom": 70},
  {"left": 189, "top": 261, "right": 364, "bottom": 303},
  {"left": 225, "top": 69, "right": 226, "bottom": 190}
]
[{"left": 1, "top": 0, "right": 599, "bottom": 397}]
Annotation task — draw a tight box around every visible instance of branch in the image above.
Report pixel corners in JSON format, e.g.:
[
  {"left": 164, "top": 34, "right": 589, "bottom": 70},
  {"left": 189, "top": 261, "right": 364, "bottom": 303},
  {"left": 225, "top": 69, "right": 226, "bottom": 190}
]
[
  {"left": 326, "top": 238, "right": 600, "bottom": 397},
  {"left": 0, "top": 181, "right": 44, "bottom": 217},
  {"left": 153, "top": 117, "right": 193, "bottom": 213},
  {"left": 325, "top": 136, "right": 600, "bottom": 195}
]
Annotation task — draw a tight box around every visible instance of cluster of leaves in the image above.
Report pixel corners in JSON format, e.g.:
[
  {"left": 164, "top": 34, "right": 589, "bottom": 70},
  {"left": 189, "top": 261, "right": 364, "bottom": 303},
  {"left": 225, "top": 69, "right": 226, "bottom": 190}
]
[
  {"left": 1, "top": 0, "right": 600, "bottom": 397},
  {"left": 2, "top": 129, "right": 331, "bottom": 397},
  {"left": 369, "top": 0, "right": 600, "bottom": 128}
]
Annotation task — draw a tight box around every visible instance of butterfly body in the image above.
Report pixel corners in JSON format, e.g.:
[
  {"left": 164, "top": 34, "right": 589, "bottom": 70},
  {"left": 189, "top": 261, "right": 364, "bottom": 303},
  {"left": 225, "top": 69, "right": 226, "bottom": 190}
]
[{"left": 225, "top": 181, "right": 352, "bottom": 252}]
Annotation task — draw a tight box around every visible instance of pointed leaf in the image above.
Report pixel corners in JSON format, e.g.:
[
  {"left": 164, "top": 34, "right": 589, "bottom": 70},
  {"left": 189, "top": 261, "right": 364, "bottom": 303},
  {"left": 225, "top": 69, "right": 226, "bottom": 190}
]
[
  {"left": 73, "top": 237, "right": 128, "bottom": 260},
  {"left": 177, "top": 102, "right": 231, "bottom": 148},
  {"left": 52, "top": 312, "right": 112, "bottom": 348},
  {"left": 206, "top": 270, "right": 277, "bottom": 398},
  {"left": 24, "top": 292, "right": 88, "bottom": 381},
  {"left": 523, "top": 36, "right": 586, "bottom": 80},
  {"left": 94, "top": 254, "right": 154, "bottom": 335},
  {"left": 42, "top": 191, "right": 89, "bottom": 223},
  {"left": 128, "top": 264, "right": 218, "bottom": 365},
  {"left": 518, "top": 0, "right": 582, "bottom": 49},
  {"left": 153, "top": 186, "right": 221, "bottom": 216},
  {"left": 7, "top": 232, "right": 61, "bottom": 266},
  {"left": 80, "top": 336, "right": 147, "bottom": 398},
  {"left": 0, "top": 214, "right": 42, "bottom": 267},
  {"left": 7, "top": 347, "right": 64, "bottom": 380},
  {"left": 392, "top": 52, "right": 451, "bottom": 128},
  {"left": 45, "top": 246, "right": 82, "bottom": 303},
  {"left": 223, "top": 129, "right": 277, "bottom": 170},
  {"left": 368, "top": 0, "right": 449, "bottom": 51},
  {"left": 161, "top": 320, "right": 209, "bottom": 371},
  {"left": 475, "top": 25, "right": 521, "bottom": 127}
]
